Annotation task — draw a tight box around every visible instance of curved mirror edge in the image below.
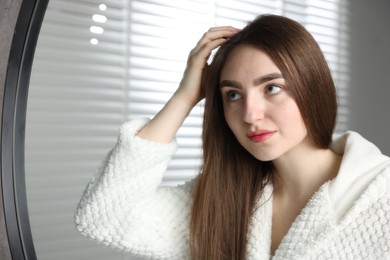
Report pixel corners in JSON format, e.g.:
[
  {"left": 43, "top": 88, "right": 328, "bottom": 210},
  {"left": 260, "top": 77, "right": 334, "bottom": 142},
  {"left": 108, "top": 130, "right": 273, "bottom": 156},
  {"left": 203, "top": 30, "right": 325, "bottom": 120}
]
[{"left": 2, "top": 0, "right": 49, "bottom": 259}]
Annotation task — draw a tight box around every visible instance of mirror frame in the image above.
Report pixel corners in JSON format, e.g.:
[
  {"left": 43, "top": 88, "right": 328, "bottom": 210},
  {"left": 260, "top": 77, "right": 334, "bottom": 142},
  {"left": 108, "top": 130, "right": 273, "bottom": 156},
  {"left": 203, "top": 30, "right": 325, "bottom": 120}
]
[{"left": 1, "top": 0, "right": 48, "bottom": 259}]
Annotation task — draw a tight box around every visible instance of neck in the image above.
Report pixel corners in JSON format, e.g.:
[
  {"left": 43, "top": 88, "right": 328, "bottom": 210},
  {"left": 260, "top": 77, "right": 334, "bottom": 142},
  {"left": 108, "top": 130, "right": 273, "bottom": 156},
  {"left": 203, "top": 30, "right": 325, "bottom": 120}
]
[{"left": 272, "top": 138, "right": 342, "bottom": 200}]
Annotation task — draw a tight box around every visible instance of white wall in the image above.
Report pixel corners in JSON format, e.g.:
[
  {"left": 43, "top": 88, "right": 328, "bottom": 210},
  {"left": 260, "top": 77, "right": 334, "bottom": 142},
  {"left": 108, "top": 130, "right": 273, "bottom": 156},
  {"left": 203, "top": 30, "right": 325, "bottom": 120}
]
[{"left": 349, "top": 0, "right": 390, "bottom": 155}]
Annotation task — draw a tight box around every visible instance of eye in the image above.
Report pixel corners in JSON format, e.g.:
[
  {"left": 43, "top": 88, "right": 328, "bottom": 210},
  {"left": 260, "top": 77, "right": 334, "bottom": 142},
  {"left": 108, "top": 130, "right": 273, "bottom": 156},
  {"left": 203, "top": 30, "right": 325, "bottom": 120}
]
[
  {"left": 226, "top": 91, "right": 241, "bottom": 101},
  {"left": 265, "top": 84, "right": 282, "bottom": 95}
]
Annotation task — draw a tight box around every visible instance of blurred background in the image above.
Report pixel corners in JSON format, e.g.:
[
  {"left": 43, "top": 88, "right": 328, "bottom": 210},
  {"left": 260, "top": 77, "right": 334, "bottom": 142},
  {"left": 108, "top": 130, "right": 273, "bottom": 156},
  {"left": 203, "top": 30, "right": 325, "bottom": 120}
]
[{"left": 23, "top": 0, "right": 390, "bottom": 259}]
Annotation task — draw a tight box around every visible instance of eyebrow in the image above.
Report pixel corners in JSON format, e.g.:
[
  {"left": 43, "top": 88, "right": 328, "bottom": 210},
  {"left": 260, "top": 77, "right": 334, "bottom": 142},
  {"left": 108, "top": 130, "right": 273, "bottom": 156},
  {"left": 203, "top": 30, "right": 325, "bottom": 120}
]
[{"left": 220, "top": 72, "right": 284, "bottom": 89}]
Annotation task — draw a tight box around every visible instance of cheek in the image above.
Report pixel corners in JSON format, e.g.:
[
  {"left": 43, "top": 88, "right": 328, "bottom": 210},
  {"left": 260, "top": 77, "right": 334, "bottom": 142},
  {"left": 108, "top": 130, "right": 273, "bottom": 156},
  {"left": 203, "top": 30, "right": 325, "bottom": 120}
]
[
  {"left": 279, "top": 102, "right": 307, "bottom": 133},
  {"left": 291, "top": 103, "right": 305, "bottom": 125},
  {"left": 223, "top": 103, "right": 240, "bottom": 131},
  {"left": 223, "top": 106, "right": 233, "bottom": 130}
]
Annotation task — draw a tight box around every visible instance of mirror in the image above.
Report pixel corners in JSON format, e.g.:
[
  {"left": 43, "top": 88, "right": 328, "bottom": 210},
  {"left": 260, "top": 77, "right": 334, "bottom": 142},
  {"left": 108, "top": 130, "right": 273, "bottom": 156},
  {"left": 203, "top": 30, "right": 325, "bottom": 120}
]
[
  {"left": 6, "top": 0, "right": 390, "bottom": 260},
  {"left": 23, "top": 1, "right": 352, "bottom": 259},
  {"left": 24, "top": 0, "right": 207, "bottom": 259},
  {"left": 25, "top": 2, "right": 127, "bottom": 260},
  {"left": 1, "top": 0, "right": 48, "bottom": 259}
]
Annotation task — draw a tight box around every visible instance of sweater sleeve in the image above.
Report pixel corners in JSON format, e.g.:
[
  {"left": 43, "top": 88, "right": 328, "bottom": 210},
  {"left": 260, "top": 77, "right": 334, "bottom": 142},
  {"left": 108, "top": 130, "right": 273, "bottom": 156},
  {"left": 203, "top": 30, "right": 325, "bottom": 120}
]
[{"left": 74, "top": 118, "right": 195, "bottom": 259}]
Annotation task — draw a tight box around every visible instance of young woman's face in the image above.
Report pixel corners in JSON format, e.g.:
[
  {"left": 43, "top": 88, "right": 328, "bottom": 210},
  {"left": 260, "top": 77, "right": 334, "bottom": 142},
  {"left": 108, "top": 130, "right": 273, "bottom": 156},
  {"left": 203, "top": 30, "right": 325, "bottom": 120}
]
[{"left": 220, "top": 45, "right": 309, "bottom": 162}]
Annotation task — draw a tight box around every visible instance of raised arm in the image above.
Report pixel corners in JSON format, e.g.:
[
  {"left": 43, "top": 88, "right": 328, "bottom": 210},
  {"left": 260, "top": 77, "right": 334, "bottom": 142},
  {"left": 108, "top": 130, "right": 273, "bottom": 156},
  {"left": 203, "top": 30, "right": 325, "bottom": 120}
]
[
  {"left": 137, "top": 26, "right": 240, "bottom": 143},
  {"left": 74, "top": 27, "right": 239, "bottom": 259}
]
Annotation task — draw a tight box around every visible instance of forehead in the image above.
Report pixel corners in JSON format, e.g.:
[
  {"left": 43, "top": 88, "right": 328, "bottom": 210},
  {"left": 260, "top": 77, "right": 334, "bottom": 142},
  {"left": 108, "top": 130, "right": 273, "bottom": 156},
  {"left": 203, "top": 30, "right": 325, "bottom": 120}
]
[{"left": 220, "top": 45, "right": 281, "bottom": 79}]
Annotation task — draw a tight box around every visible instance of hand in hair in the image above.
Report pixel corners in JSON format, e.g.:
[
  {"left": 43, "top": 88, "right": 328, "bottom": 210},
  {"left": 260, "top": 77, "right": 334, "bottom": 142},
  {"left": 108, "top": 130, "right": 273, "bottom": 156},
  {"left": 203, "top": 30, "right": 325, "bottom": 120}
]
[
  {"left": 176, "top": 26, "right": 240, "bottom": 107},
  {"left": 137, "top": 27, "right": 239, "bottom": 143}
]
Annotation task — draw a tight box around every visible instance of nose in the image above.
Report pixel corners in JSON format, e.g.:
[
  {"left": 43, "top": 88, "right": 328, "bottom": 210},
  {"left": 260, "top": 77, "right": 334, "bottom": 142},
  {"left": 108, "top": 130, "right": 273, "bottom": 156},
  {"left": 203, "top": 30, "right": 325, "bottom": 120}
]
[{"left": 243, "top": 95, "right": 265, "bottom": 124}]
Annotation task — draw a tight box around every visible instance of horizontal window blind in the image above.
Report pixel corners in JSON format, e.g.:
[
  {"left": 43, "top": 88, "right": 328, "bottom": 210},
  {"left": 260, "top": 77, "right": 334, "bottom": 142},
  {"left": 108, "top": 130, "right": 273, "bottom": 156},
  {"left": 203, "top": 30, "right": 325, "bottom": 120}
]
[
  {"left": 26, "top": 1, "right": 133, "bottom": 260},
  {"left": 127, "top": 0, "right": 212, "bottom": 186},
  {"left": 282, "top": 0, "right": 350, "bottom": 132},
  {"left": 25, "top": 0, "right": 349, "bottom": 259}
]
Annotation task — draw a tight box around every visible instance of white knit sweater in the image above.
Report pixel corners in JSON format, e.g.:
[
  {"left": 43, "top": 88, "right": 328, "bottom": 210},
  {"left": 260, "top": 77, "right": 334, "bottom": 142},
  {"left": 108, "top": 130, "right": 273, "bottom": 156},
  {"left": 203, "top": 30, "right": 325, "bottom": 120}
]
[{"left": 75, "top": 119, "right": 390, "bottom": 259}]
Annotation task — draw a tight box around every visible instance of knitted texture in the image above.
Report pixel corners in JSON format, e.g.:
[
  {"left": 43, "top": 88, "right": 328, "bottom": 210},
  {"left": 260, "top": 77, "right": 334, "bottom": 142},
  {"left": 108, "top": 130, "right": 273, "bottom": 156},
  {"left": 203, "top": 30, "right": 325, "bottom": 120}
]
[
  {"left": 74, "top": 119, "right": 194, "bottom": 259},
  {"left": 75, "top": 120, "right": 390, "bottom": 259},
  {"left": 272, "top": 171, "right": 390, "bottom": 259}
]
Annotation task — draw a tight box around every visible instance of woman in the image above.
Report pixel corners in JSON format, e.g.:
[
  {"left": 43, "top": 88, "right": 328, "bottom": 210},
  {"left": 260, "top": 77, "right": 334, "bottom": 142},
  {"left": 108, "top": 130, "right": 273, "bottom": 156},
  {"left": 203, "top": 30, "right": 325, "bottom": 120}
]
[{"left": 75, "top": 15, "right": 390, "bottom": 259}]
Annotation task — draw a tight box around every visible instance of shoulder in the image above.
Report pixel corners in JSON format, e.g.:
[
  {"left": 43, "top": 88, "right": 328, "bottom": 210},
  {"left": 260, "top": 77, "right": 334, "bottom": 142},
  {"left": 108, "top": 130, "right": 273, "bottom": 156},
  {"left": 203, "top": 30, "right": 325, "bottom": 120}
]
[
  {"left": 319, "top": 169, "right": 390, "bottom": 258},
  {"left": 341, "top": 168, "right": 390, "bottom": 224},
  {"left": 366, "top": 167, "right": 390, "bottom": 198}
]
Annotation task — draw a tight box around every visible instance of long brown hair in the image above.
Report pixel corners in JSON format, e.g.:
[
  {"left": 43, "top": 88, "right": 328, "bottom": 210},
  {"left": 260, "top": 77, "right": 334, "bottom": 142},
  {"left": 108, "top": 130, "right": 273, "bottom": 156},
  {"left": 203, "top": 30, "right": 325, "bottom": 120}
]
[{"left": 190, "top": 14, "right": 337, "bottom": 259}]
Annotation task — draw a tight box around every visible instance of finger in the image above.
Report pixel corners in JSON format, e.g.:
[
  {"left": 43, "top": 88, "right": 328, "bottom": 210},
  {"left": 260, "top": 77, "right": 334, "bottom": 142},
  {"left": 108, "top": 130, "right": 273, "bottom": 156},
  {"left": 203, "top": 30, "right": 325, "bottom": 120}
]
[
  {"left": 186, "top": 26, "right": 240, "bottom": 70},
  {"left": 207, "top": 26, "right": 240, "bottom": 32},
  {"left": 191, "top": 38, "right": 227, "bottom": 62},
  {"left": 200, "top": 26, "right": 240, "bottom": 42},
  {"left": 191, "top": 27, "right": 239, "bottom": 55}
]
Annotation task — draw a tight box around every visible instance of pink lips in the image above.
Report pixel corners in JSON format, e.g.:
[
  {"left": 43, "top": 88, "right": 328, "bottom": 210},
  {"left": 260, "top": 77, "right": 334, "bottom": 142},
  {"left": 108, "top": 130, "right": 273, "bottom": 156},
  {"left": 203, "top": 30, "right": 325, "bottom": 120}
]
[{"left": 246, "top": 130, "right": 275, "bottom": 143}]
